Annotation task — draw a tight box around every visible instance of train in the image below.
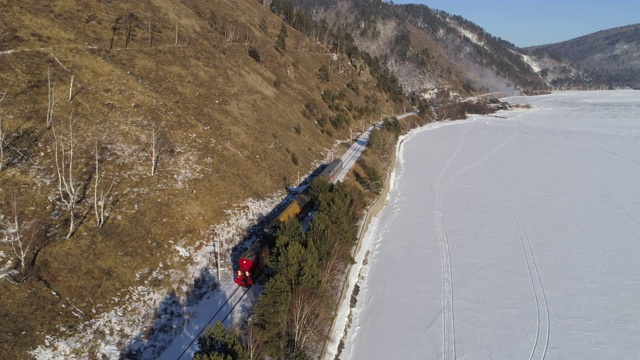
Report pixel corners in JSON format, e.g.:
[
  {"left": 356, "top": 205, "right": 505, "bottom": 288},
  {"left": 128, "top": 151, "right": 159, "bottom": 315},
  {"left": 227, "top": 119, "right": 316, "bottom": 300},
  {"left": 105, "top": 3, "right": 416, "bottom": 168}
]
[{"left": 234, "top": 159, "right": 343, "bottom": 287}]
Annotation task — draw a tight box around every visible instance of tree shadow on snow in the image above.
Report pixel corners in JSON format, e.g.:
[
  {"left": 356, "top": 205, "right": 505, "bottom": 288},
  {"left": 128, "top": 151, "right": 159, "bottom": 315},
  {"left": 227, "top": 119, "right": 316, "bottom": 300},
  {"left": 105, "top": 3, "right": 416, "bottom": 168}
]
[
  {"left": 121, "top": 267, "right": 219, "bottom": 359},
  {"left": 121, "top": 164, "right": 328, "bottom": 359}
]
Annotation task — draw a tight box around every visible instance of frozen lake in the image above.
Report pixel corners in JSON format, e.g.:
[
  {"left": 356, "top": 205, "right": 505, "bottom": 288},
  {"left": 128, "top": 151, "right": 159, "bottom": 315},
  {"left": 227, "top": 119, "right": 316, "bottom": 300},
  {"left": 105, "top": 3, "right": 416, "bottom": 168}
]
[{"left": 343, "top": 91, "right": 640, "bottom": 359}]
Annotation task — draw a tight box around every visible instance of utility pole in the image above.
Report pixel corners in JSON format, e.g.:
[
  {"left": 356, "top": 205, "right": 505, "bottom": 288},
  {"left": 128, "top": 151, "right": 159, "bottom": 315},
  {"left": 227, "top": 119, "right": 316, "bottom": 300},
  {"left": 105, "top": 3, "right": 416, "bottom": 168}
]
[{"left": 213, "top": 230, "right": 221, "bottom": 281}]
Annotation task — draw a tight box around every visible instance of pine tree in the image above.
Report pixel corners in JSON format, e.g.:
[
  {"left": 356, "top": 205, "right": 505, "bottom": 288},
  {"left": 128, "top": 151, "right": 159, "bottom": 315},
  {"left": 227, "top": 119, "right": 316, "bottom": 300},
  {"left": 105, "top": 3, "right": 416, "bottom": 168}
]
[
  {"left": 254, "top": 274, "right": 292, "bottom": 357},
  {"left": 299, "top": 240, "right": 321, "bottom": 290},
  {"left": 309, "top": 177, "right": 331, "bottom": 206},
  {"left": 270, "top": 219, "right": 304, "bottom": 268},
  {"left": 276, "top": 241, "right": 304, "bottom": 289},
  {"left": 194, "top": 321, "right": 247, "bottom": 360},
  {"left": 275, "top": 22, "right": 288, "bottom": 52},
  {"left": 306, "top": 212, "right": 332, "bottom": 267}
]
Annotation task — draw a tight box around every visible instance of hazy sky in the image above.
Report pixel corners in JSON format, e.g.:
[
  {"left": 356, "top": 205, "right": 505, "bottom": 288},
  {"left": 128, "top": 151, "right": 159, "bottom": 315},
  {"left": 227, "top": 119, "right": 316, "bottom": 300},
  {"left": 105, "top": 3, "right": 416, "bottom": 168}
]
[{"left": 389, "top": 0, "right": 640, "bottom": 47}]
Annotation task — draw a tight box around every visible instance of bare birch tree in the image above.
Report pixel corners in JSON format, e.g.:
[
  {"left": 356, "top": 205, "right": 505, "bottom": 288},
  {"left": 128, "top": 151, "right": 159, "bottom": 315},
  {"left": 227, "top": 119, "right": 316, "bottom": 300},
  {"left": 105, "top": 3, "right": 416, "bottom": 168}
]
[
  {"left": 0, "top": 84, "right": 7, "bottom": 170},
  {"left": 435, "top": 105, "right": 454, "bottom": 121},
  {"left": 244, "top": 29, "right": 253, "bottom": 45},
  {"left": 68, "top": 75, "right": 74, "bottom": 102},
  {"left": 148, "top": 17, "right": 152, "bottom": 47},
  {"left": 175, "top": 22, "right": 179, "bottom": 45},
  {"left": 2, "top": 196, "right": 41, "bottom": 284},
  {"left": 242, "top": 322, "right": 262, "bottom": 360},
  {"left": 290, "top": 289, "right": 325, "bottom": 354},
  {"left": 54, "top": 110, "right": 83, "bottom": 238},
  {"left": 144, "top": 123, "right": 169, "bottom": 176},
  {"left": 224, "top": 24, "right": 235, "bottom": 42},
  {"left": 321, "top": 240, "right": 341, "bottom": 289},
  {"left": 47, "top": 67, "right": 55, "bottom": 128},
  {"left": 93, "top": 142, "right": 115, "bottom": 231},
  {"left": 0, "top": 116, "right": 5, "bottom": 170}
]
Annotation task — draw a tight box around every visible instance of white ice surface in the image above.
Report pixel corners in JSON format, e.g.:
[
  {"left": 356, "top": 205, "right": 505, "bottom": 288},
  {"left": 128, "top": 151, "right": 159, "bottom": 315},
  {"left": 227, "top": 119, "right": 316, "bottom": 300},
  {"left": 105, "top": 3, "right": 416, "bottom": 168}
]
[{"left": 342, "top": 91, "right": 640, "bottom": 360}]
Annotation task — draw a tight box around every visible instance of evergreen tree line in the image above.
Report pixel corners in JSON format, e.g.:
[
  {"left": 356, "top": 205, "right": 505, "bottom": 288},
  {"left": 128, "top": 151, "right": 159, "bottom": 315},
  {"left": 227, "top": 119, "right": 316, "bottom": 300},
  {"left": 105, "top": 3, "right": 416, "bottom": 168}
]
[
  {"left": 354, "top": 118, "right": 403, "bottom": 194},
  {"left": 195, "top": 179, "right": 363, "bottom": 359}
]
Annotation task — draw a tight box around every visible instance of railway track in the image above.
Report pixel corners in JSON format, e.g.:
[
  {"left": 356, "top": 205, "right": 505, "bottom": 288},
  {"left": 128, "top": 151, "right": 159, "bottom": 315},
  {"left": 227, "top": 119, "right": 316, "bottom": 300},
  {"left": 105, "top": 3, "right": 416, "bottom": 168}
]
[
  {"left": 176, "top": 285, "right": 253, "bottom": 359},
  {"left": 336, "top": 125, "right": 375, "bottom": 181}
]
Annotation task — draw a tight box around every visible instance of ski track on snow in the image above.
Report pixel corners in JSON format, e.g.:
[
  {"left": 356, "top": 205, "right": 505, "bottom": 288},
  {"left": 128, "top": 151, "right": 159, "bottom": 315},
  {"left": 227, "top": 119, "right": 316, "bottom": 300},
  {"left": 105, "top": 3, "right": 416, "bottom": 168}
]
[
  {"left": 473, "top": 131, "right": 550, "bottom": 360},
  {"left": 434, "top": 124, "right": 471, "bottom": 360},
  {"left": 435, "top": 123, "right": 516, "bottom": 360}
]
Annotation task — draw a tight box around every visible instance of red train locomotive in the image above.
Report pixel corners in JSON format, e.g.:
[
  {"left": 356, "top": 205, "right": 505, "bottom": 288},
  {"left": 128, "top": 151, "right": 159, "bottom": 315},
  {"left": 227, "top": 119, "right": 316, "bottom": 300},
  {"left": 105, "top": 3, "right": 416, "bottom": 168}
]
[{"left": 235, "top": 237, "right": 270, "bottom": 287}]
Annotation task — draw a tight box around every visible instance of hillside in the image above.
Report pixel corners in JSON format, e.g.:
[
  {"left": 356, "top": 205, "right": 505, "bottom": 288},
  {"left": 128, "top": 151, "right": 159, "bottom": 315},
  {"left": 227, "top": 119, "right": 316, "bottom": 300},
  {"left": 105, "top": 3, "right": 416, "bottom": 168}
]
[
  {"left": 280, "top": 0, "right": 549, "bottom": 97},
  {"left": 524, "top": 23, "right": 640, "bottom": 89},
  {"left": 0, "top": 0, "right": 397, "bottom": 357}
]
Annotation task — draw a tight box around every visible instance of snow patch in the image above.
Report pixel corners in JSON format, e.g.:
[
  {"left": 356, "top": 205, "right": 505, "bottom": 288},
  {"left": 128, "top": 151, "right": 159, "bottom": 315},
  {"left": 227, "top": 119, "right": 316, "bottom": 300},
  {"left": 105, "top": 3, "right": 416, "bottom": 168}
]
[
  {"left": 446, "top": 17, "right": 486, "bottom": 49},
  {"left": 174, "top": 246, "right": 190, "bottom": 258},
  {"left": 521, "top": 53, "right": 542, "bottom": 73}
]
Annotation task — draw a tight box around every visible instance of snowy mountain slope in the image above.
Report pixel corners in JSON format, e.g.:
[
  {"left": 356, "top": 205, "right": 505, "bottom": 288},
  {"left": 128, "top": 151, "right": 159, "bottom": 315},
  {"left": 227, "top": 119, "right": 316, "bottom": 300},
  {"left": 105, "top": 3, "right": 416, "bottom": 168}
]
[
  {"left": 525, "top": 23, "right": 640, "bottom": 89},
  {"left": 285, "top": 0, "right": 547, "bottom": 95},
  {"left": 519, "top": 52, "right": 595, "bottom": 90}
]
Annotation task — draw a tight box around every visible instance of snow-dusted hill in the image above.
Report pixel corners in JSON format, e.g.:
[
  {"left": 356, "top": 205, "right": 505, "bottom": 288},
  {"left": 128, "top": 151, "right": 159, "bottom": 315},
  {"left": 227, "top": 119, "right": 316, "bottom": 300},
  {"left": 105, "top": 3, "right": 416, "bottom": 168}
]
[{"left": 524, "top": 24, "right": 640, "bottom": 89}]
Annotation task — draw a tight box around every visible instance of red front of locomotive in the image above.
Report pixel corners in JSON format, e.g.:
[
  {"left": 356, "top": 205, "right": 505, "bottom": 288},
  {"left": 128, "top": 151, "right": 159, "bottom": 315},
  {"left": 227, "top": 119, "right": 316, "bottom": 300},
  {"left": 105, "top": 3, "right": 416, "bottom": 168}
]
[{"left": 235, "top": 256, "right": 255, "bottom": 287}]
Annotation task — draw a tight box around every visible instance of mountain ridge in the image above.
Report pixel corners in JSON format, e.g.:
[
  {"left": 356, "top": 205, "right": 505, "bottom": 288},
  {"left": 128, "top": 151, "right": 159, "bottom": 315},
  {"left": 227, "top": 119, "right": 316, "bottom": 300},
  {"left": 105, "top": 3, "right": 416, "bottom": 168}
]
[{"left": 524, "top": 23, "right": 640, "bottom": 89}]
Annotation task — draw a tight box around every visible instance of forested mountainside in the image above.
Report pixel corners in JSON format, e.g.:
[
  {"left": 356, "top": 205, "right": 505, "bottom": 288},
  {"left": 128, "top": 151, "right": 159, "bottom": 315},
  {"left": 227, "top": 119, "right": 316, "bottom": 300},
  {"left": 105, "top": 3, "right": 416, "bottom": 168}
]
[
  {"left": 275, "top": 0, "right": 549, "bottom": 96},
  {"left": 524, "top": 23, "right": 640, "bottom": 89},
  {"left": 0, "top": 0, "right": 399, "bottom": 357}
]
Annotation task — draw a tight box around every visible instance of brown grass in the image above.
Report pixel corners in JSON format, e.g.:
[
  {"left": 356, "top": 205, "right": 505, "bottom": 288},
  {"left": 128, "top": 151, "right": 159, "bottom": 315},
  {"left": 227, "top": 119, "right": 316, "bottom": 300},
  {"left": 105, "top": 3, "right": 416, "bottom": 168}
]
[{"left": 0, "top": 0, "right": 395, "bottom": 357}]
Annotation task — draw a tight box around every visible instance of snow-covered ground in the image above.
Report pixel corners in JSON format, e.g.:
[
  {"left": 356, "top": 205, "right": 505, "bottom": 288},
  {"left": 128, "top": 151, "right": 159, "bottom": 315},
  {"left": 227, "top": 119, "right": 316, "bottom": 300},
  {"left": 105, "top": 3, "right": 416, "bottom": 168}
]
[
  {"left": 341, "top": 91, "right": 640, "bottom": 359},
  {"left": 30, "top": 195, "right": 282, "bottom": 359}
]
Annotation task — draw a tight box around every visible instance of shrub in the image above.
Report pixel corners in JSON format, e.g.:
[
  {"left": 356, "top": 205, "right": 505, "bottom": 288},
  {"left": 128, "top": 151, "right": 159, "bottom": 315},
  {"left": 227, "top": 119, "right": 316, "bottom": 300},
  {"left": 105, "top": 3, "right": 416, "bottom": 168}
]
[
  {"left": 302, "top": 102, "right": 318, "bottom": 120},
  {"left": 330, "top": 112, "right": 349, "bottom": 129},
  {"left": 275, "top": 22, "right": 287, "bottom": 52},
  {"left": 346, "top": 79, "right": 359, "bottom": 95},
  {"left": 259, "top": 17, "right": 267, "bottom": 33},
  {"left": 317, "top": 64, "right": 330, "bottom": 82},
  {"left": 248, "top": 46, "right": 261, "bottom": 62}
]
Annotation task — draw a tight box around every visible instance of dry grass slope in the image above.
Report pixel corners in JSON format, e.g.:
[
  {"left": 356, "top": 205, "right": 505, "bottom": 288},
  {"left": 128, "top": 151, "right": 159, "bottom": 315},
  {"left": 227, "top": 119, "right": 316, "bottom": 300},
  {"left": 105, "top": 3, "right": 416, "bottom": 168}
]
[{"left": 0, "top": 0, "right": 394, "bottom": 357}]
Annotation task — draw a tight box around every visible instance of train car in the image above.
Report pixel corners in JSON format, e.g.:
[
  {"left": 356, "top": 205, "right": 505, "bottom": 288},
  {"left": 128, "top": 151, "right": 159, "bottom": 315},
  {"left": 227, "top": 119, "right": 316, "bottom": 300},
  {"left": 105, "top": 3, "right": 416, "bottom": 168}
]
[
  {"left": 273, "top": 192, "right": 313, "bottom": 225},
  {"left": 235, "top": 160, "right": 344, "bottom": 287},
  {"left": 317, "top": 159, "right": 343, "bottom": 183},
  {"left": 236, "top": 192, "right": 313, "bottom": 286}
]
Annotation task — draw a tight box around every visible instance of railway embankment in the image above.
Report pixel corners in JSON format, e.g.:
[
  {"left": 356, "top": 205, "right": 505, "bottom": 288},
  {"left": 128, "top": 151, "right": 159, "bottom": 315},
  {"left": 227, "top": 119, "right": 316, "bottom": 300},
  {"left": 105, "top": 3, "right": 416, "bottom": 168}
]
[{"left": 322, "top": 127, "right": 403, "bottom": 359}]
